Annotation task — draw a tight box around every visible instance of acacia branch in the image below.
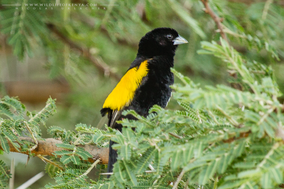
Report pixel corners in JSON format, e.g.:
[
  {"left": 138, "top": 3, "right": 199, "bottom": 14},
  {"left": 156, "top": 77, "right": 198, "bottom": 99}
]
[
  {"left": 46, "top": 23, "right": 121, "bottom": 81},
  {"left": 1, "top": 131, "right": 253, "bottom": 167},
  {"left": 200, "top": 0, "right": 245, "bottom": 91},
  {"left": 201, "top": 0, "right": 228, "bottom": 43},
  {"left": 1, "top": 137, "right": 109, "bottom": 164}
]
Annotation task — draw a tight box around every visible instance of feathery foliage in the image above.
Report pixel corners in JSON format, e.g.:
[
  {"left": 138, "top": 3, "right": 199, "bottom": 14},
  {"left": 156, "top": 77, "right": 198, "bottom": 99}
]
[
  {"left": 1, "top": 0, "right": 284, "bottom": 188},
  {"left": 0, "top": 97, "right": 56, "bottom": 187}
]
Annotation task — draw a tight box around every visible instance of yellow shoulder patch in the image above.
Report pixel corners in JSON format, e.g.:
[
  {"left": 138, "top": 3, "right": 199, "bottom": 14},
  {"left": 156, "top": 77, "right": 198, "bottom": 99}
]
[{"left": 102, "top": 60, "right": 149, "bottom": 111}]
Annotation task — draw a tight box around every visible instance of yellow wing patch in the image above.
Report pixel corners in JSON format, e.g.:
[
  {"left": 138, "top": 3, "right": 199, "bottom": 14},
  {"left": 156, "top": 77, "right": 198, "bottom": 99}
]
[{"left": 102, "top": 60, "right": 149, "bottom": 111}]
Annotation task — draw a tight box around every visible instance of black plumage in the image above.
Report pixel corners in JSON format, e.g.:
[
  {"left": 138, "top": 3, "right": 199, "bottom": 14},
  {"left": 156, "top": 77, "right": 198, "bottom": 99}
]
[{"left": 101, "top": 27, "right": 188, "bottom": 174}]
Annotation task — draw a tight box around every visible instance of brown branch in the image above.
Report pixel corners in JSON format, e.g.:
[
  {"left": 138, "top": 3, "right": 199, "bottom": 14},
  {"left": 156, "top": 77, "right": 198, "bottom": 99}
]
[
  {"left": 1, "top": 137, "right": 109, "bottom": 164},
  {"left": 46, "top": 23, "right": 121, "bottom": 81},
  {"left": 201, "top": 0, "right": 228, "bottom": 43},
  {"left": 3, "top": 81, "right": 70, "bottom": 104},
  {"left": 223, "top": 131, "right": 251, "bottom": 143}
]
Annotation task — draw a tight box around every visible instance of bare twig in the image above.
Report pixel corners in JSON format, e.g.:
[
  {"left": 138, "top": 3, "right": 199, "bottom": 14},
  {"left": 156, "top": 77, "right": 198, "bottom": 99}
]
[
  {"left": 257, "top": 107, "right": 275, "bottom": 126},
  {"left": 169, "top": 132, "right": 183, "bottom": 139},
  {"left": 100, "top": 170, "right": 156, "bottom": 176},
  {"left": 17, "top": 172, "right": 45, "bottom": 189},
  {"left": 46, "top": 23, "right": 121, "bottom": 81},
  {"left": 172, "top": 169, "right": 186, "bottom": 189},
  {"left": 82, "top": 159, "right": 101, "bottom": 176},
  {"left": 24, "top": 121, "right": 38, "bottom": 151},
  {"left": 216, "top": 105, "right": 239, "bottom": 126},
  {"left": 276, "top": 123, "right": 284, "bottom": 140},
  {"left": 9, "top": 159, "right": 15, "bottom": 189},
  {"left": 37, "top": 155, "right": 64, "bottom": 170},
  {"left": 262, "top": 0, "right": 274, "bottom": 20},
  {"left": 100, "top": 172, "right": 113, "bottom": 176},
  {"left": 200, "top": 0, "right": 228, "bottom": 42}
]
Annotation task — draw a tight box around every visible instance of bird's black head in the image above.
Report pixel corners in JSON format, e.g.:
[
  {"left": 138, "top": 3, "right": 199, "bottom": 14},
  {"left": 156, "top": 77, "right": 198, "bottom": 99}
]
[{"left": 137, "top": 28, "right": 188, "bottom": 58}]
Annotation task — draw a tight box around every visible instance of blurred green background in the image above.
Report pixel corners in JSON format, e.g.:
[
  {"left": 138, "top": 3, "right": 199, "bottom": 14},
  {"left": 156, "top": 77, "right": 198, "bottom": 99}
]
[{"left": 0, "top": 0, "right": 284, "bottom": 188}]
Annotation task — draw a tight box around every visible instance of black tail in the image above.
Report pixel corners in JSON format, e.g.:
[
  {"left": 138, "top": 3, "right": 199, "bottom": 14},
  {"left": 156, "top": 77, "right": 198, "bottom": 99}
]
[{"left": 107, "top": 140, "right": 118, "bottom": 177}]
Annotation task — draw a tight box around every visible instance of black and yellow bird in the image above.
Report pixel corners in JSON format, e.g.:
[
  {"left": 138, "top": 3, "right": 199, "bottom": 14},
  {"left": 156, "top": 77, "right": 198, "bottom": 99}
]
[{"left": 101, "top": 28, "right": 188, "bottom": 173}]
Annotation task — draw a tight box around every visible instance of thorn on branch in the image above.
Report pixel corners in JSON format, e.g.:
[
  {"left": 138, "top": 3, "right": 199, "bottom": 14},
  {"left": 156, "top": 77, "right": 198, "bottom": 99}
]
[{"left": 202, "top": 8, "right": 208, "bottom": 13}]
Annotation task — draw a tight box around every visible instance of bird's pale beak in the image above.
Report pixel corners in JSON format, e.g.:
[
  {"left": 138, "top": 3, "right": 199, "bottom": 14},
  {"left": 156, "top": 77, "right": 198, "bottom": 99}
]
[{"left": 173, "top": 35, "right": 188, "bottom": 45}]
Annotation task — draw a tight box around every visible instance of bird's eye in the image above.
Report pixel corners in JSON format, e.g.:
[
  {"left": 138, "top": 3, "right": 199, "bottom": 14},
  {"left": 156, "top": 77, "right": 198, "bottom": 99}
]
[{"left": 166, "top": 34, "right": 173, "bottom": 40}]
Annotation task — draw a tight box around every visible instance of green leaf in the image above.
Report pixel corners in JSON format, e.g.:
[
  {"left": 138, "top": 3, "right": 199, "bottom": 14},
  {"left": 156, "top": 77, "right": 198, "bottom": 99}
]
[
  {"left": 0, "top": 135, "right": 9, "bottom": 153},
  {"left": 54, "top": 150, "right": 72, "bottom": 156},
  {"left": 270, "top": 167, "right": 283, "bottom": 184},
  {"left": 168, "top": 0, "right": 205, "bottom": 39},
  {"left": 76, "top": 148, "right": 92, "bottom": 160},
  {"left": 183, "top": 160, "right": 208, "bottom": 172},
  {"left": 45, "top": 162, "right": 62, "bottom": 178},
  {"left": 194, "top": 142, "right": 204, "bottom": 158},
  {"left": 93, "top": 132, "right": 105, "bottom": 144},
  {"left": 198, "top": 159, "right": 219, "bottom": 185},
  {"left": 260, "top": 172, "right": 272, "bottom": 189},
  {"left": 56, "top": 143, "right": 75, "bottom": 150},
  {"left": 113, "top": 161, "right": 127, "bottom": 184},
  {"left": 0, "top": 160, "right": 10, "bottom": 188},
  {"left": 123, "top": 160, "right": 137, "bottom": 186},
  {"left": 136, "top": 147, "right": 156, "bottom": 174},
  {"left": 171, "top": 149, "right": 182, "bottom": 171},
  {"left": 154, "top": 149, "right": 162, "bottom": 175},
  {"left": 123, "top": 127, "right": 136, "bottom": 143},
  {"left": 60, "top": 155, "right": 73, "bottom": 165},
  {"left": 218, "top": 180, "right": 242, "bottom": 189},
  {"left": 238, "top": 169, "right": 261, "bottom": 178},
  {"left": 261, "top": 121, "right": 275, "bottom": 138},
  {"left": 70, "top": 156, "right": 81, "bottom": 165},
  {"left": 233, "top": 162, "right": 256, "bottom": 169},
  {"left": 120, "top": 145, "right": 131, "bottom": 161}
]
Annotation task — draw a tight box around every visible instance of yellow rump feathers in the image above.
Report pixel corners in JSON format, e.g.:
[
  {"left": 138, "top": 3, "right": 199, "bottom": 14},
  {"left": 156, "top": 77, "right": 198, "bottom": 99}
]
[{"left": 102, "top": 60, "right": 149, "bottom": 111}]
